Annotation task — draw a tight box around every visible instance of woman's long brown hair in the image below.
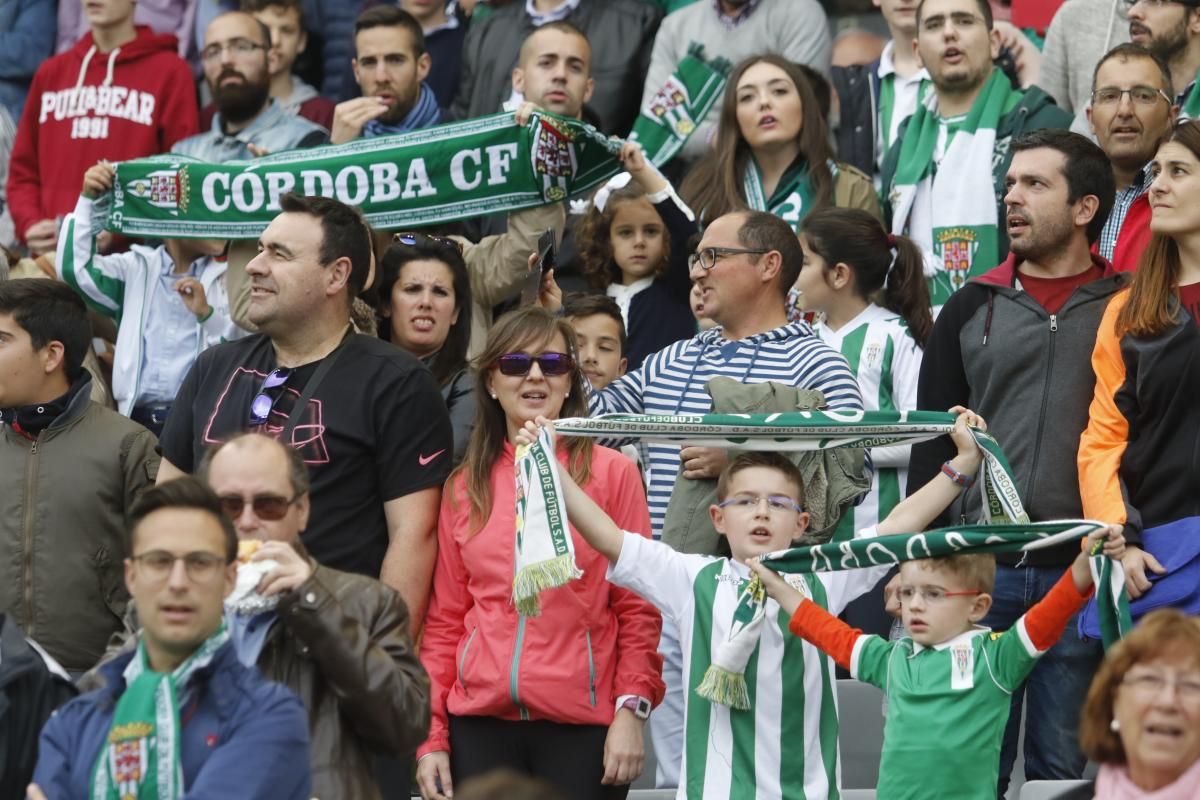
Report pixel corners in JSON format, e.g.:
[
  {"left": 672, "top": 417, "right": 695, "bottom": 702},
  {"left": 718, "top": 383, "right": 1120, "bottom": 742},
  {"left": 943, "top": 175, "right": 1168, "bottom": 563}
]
[
  {"left": 1117, "top": 120, "right": 1200, "bottom": 338},
  {"left": 451, "top": 306, "right": 593, "bottom": 532},
  {"left": 679, "top": 54, "right": 835, "bottom": 224}
]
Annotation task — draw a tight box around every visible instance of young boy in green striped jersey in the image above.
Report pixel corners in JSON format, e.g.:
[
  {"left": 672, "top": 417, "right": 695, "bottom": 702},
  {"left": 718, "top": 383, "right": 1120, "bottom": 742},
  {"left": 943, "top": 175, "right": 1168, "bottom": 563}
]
[
  {"left": 514, "top": 408, "right": 988, "bottom": 799},
  {"left": 751, "top": 519, "right": 1125, "bottom": 800}
]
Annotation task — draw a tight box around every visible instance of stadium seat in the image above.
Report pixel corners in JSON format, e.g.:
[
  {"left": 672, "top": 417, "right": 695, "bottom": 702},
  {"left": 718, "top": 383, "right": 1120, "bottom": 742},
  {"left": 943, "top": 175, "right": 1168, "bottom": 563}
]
[
  {"left": 1019, "top": 780, "right": 1092, "bottom": 800},
  {"left": 836, "top": 679, "right": 886, "bottom": 789}
]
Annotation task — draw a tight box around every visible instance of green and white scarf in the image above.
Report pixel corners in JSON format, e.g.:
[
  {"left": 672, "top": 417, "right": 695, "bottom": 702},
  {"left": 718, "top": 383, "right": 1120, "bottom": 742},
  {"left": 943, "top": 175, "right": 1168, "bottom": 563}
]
[
  {"left": 91, "top": 625, "right": 230, "bottom": 799},
  {"left": 628, "top": 43, "right": 730, "bottom": 167},
  {"left": 742, "top": 158, "right": 830, "bottom": 234},
  {"left": 102, "top": 111, "right": 623, "bottom": 239},
  {"left": 888, "top": 70, "right": 1020, "bottom": 307},
  {"left": 1180, "top": 76, "right": 1200, "bottom": 122},
  {"left": 513, "top": 427, "right": 581, "bottom": 616}
]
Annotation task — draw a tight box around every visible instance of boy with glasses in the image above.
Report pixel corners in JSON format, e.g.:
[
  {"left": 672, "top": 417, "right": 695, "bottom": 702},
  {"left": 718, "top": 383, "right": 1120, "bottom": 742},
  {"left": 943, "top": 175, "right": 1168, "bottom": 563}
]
[
  {"left": 512, "top": 408, "right": 989, "bottom": 798},
  {"left": 29, "top": 478, "right": 312, "bottom": 800}
]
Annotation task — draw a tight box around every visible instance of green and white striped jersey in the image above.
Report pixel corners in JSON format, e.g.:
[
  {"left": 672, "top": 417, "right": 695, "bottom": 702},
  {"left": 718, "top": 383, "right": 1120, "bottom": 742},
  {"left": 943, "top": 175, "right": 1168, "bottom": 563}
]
[
  {"left": 609, "top": 531, "right": 889, "bottom": 799},
  {"left": 814, "top": 304, "right": 923, "bottom": 540}
]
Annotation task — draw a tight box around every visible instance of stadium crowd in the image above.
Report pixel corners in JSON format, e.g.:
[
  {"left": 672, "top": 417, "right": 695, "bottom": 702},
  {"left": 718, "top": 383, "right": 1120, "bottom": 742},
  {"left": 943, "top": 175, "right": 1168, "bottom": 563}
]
[{"left": 1, "top": 0, "right": 1199, "bottom": 798}]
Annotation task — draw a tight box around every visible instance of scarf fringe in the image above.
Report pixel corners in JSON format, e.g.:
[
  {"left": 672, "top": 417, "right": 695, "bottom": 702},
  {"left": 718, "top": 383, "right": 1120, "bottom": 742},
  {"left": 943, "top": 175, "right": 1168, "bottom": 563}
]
[
  {"left": 696, "top": 664, "right": 751, "bottom": 711},
  {"left": 512, "top": 553, "right": 583, "bottom": 617}
]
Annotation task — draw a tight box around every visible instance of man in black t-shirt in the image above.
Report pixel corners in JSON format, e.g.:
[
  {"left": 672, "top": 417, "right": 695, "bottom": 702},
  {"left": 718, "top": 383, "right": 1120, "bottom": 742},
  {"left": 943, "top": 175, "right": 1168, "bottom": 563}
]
[{"left": 159, "top": 193, "right": 452, "bottom": 633}]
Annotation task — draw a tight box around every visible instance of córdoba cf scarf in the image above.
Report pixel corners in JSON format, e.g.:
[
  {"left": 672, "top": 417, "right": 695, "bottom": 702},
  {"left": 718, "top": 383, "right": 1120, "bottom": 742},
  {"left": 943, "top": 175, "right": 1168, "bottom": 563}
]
[
  {"left": 513, "top": 426, "right": 581, "bottom": 616},
  {"left": 628, "top": 43, "right": 730, "bottom": 167},
  {"left": 102, "top": 111, "right": 622, "bottom": 239},
  {"left": 887, "top": 70, "right": 1019, "bottom": 308}
]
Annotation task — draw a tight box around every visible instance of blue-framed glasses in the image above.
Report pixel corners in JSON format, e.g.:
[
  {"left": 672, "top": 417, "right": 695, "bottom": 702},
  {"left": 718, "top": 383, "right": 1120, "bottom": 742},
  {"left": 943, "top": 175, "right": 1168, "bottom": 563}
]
[{"left": 716, "top": 494, "right": 805, "bottom": 514}]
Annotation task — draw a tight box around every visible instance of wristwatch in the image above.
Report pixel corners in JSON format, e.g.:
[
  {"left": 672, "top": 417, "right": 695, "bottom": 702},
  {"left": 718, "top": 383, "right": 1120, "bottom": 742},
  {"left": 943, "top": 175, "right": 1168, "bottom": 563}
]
[{"left": 616, "top": 694, "right": 652, "bottom": 720}]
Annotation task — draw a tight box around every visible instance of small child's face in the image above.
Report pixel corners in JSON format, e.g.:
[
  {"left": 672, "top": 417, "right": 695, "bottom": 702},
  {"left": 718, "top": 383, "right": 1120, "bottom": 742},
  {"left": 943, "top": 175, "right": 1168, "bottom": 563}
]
[
  {"left": 898, "top": 561, "right": 987, "bottom": 647},
  {"left": 568, "top": 313, "right": 626, "bottom": 390},
  {"left": 609, "top": 198, "right": 665, "bottom": 284},
  {"left": 690, "top": 282, "right": 716, "bottom": 330},
  {"left": 710, "top": 467, "right": 809, "bottom": 563}
]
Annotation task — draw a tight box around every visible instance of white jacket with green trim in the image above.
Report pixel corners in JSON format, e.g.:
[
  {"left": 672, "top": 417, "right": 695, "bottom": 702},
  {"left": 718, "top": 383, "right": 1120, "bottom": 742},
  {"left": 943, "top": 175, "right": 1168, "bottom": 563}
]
[{"left": 57, "top": 193, "right": 245, "bottom": 416}]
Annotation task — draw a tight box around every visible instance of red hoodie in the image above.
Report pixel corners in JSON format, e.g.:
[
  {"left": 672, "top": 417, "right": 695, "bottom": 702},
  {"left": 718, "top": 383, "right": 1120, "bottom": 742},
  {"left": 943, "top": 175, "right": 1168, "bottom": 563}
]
[{"left": 7, "top": 26, "right": 198, "bottom": 244}]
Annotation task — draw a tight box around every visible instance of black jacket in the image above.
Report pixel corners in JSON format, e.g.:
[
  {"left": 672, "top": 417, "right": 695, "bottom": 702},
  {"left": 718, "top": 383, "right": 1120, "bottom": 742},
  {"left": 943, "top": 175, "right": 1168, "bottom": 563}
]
[{"left": 830, "top": 61, "right": 881, "bottom": 177}]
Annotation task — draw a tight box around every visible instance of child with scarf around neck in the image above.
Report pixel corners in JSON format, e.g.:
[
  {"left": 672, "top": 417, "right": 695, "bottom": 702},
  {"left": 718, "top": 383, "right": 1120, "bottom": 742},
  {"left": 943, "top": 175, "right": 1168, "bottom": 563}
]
[
  {"left": 511, "top": 407, "right": 989, "bottom": 799},
  {"left": 750, "top": 511, "right": 1125, "bottom": 799},
  {"left": 574, "top": 142, "right": 698, "bottom": 371}
]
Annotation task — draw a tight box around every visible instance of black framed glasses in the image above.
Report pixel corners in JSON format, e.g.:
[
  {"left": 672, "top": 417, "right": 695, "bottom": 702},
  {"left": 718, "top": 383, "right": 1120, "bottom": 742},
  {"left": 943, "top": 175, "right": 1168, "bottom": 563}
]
[
  {"left": 393, "top": 232, "right": 464, "bottom": 254},
  {"left": 131, "top": 551, "right": 227, "bottom": 583},
  {"left": 1091, "top": 86, "right": 1172, "bottom": 107},
  {"left": 248, "top": 367, "right": 292, "bottom": 427},
  {"left": 495, "top": 352, "right": 575, "bottom": 377},
  {"left": 217, "top": 493, "right": 302, "bottom": 521},
  {"left": 687, "top": 247, "right": 769, "bottom": 271},
  {"left": 201, "top": 38, "right": 267, "bottom": 63}
]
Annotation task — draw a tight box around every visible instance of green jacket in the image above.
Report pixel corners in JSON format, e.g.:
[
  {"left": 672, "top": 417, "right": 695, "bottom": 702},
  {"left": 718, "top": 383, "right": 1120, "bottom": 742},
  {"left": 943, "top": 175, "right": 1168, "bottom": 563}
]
[
  {"left": 0, "top": 377, "right": 158, "bottom": 672},
  {"left": 879, "top": 80, "right": 1073, "bottom": 260}
]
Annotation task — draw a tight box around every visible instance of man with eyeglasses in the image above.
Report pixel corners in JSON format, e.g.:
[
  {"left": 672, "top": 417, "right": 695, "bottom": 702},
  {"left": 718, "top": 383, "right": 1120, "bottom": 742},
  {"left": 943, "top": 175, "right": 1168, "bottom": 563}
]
[
  {"left": 880, "top": 0, "right": 1073, "bottom": 308},
  {"left": 589, "top": 210, "right": 862, "bottom": 789},
  {"left": 157, "top": 193, "right": 453, "bottom": 640},
  {"left": 29, "top": 477, "right": 313, "bottom": 800},
  {"left": 171, "top": 11, "right": 328, "bottom": 163},
  {"left": 1126, "top": 0, "right": 1200, "bottom": 119},
  {"left": 1088, "top": 43, "right": 1179, "bottom": 265}
]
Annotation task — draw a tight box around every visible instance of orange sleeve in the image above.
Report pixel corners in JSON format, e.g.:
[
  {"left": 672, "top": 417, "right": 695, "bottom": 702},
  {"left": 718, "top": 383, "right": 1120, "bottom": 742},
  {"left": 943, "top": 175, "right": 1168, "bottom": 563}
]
[
  {"left": 1022, "top": 569, "right": 1093, "bottom": 652},
  {"left": 788, "top": 598, "right": 863, "bottom": 671},
  {"left": 1078, "top": 291, "right": 1133, "bottom": 530}
]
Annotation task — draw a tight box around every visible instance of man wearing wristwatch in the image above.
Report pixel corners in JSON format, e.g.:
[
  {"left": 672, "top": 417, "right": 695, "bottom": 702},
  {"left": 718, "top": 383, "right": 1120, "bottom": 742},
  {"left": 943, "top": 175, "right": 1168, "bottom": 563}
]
[{"left": 907, "top": 129, "right": 1128, "bottom": 797}]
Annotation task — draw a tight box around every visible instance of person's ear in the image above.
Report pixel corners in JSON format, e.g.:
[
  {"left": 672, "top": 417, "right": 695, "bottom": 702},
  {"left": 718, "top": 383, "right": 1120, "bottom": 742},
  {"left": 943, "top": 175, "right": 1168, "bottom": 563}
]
[
  {"left": 326, "top": 256, "right": 352, "bottom": 296},
  {"left": 988, "top": 27, "right": 1002, "bottom": 62},
  {"left": 792, "top": 510, "right": 811, "bottom": 540},
  {"left": 968, "top": 592, "right": 993, "bottom": 623},
  {"left": 582, "top": 76, "right": 595, "bottom": 105},
  {"left": 617, "top": 356, "right": 628, "bottom": 377},
  {"left": 1074, "top": 194, "right": 1100, "bottom": 230},
  {"left": 831, "top": 262, "right": 853, "bottom": 291},
  {"left": 352, "top": 58, "right": 362, "bottom": 87},
  {"left": 297, "top": 28, "right": 307, "bottom": 55},
  {"left": 758, "top": 250, "right": 783, "bottom": 285},
  {"left": 1086, "top": 103, "right": 1095, "bottom": 134},
  {"left": 124, "top": 557, "right": 137, "bottom": 596},
  {"left": 40, "top": 340, "right": 66, "bottom": 377},
  {"left": 223, "top": 562, "right": 238, "bottom": 599},
  {"left": 709, "top": 502, "right": 728, "bottom": 534},
  {"left": 512, "top": 66, "right": 525, "bottom": 94},
  {"left": 912, "top": 34, "right": 924, "bottom": 69},
  {"left": 417, "top": 51, "right": 432, "bottom": 82}
]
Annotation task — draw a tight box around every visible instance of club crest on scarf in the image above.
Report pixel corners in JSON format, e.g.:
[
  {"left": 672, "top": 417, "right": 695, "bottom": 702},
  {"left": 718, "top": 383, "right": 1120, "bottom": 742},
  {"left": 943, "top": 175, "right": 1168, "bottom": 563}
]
[
  {"left": 126, "top": 168, "right": 190, "bottom": 215},
  {"left": 646, "top": 77, "right": 696, "bottom": 138},
  {"left": 934, "top": 227, "right": 980, "bottom": 293},
  {"left": 531, "top": 115, "right": 577, "bottom": 202},
  {"left": 108, "top": 722, "right": 154, "bottom": 800}
]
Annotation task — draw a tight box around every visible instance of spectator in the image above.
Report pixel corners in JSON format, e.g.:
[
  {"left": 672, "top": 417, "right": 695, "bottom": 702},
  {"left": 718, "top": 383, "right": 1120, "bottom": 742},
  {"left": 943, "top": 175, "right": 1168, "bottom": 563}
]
[
  {"left": 415, "top": 307, "right": 664, "bottom": 800},
  {"left": 831, "top": 28, "right": 886, "bottom": 68},
  {"left": 0, "top": 0, "right": 56, "bottom": 122},
  {"left": 173, "top": 11, "right": 328, "bottom": 162},
  {"left": 1039, "top": 0, "right": 1130, "bottom": 133},
  {"left": 8, "top": 0, "right": 198, "bottom": 255},
  {"left": 331, "top": 6, "right": 439, "bottom": 145},
  {"left": 57, "top": 0, "right": 199, "bottom": 64},
  {"left": 1128, "top": 0, "right": 1200, "bottom": 118},
  {"left": 0, "top": 613, "right": 76, "bottom": 800},
  {"left": 221, "top": 0, "right": 336, "bottom": 131},
  {"left": 403, "top": 0, "right": 470, "bottom": 110},
  {"left": 201, "top": 432, "right": 430, "bottom": 800},
  {"left": 831, "top": 0, "right": 929, "bottom": 177},
  {"left": 377, "top": 232, "right": 477, "bottom": 465},
  {"left": 158, "top": 194, "right": 453, "bottom": 634},
  {"left": 1089, "top": 44, "right": 1177, "bottom": 267},
  {"left": 1079, "top": 120, "right": 1200, "bottom": 605},
  {"left": 908, "top": 130, "right": 1125, "bottom": 796},
  {"left": 451, "top": 0, "right": 661, "bottom": 135},
  {"left": 57, "top": 162, "right": 246, "bottom": 435},
  {"left": 1077, "top": 609, "right": 1200, "bottom": 799},
  {"left": 28, "top": 478, "right": 312, "bottom": 800},
  {"left": 881, "top": 0, "right": 1073, "bottom": 308},
  {"left": 0, "top": 279, "right": 159, "bottom": 674},
  {"left": 680, "top": 55, "right": 880, "bottom": 232},
  {"left": 590, "top": 211, "right": 862, "bottom": 788},
  {"left": 575, "top": 142, "right": 698, "bottom": 371},
  {"left": 641, "top": 0, "right": 831, "bottom": 162},
  {"left": 561, "top": 292, "right": 628, "bottom": 390}
]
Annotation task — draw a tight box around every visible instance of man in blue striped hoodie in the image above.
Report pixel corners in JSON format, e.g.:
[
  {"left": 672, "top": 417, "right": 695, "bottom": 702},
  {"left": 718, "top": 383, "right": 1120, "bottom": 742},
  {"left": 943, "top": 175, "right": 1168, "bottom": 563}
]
[{"left": 588, "top": 209, "right": 864, "bottom": 789}]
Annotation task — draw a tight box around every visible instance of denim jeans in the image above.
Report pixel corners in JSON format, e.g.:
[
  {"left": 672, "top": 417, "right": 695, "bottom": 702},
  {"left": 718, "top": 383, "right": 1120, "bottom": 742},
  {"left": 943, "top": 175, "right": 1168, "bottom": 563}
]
[{"left": 984, "top": 564, "right": 1103, "bottom": 797}]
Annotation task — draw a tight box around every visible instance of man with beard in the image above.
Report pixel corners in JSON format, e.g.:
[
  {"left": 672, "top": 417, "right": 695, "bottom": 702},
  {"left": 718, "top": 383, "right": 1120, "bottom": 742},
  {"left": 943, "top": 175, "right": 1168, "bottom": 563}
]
[
  {"left": 172, "top": 12, "right": 328, "bottom": 163},
  {"left": 907, "top": 129, "right": 1127, "bottom": 797},
  {"left": 331, "top": 6, "right": 439, "bottom": 145},
  {"left": 880, "top": 0, "right": 1072, "bottom": 309},
  {"left": 1088, "top": 43, "right": 1178, "bottom": 267},
  {"left": 1127, "top": 0, "right": 1200, "bottom": 119}
]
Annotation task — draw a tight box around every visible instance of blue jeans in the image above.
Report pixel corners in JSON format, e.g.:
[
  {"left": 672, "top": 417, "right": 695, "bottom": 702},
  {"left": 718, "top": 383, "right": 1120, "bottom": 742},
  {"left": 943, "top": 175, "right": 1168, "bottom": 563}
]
[{"left": 984, "top": 564, "right": 1103, "bottom": 797}]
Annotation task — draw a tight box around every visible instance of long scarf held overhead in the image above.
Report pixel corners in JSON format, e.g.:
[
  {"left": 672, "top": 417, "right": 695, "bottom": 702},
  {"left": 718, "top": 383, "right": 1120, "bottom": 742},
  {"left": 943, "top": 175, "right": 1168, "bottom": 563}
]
[
  {"left": 513, "top": 426, "right": 581, "bottom": 616},
  {"left": 628, "top": 42, "right": 730, "bottom": 167},
  {"left": 741, "top": 158, "right": 831, "bottom": 234},
  {"left": 887, "top": 69, "right": 1020, "bottom": 307},
  {"left": 102, "top": 111, "right": 623, "bottom": 239},
  {"left": 90, "top": 625, "right": 230, "bottom": 799}
]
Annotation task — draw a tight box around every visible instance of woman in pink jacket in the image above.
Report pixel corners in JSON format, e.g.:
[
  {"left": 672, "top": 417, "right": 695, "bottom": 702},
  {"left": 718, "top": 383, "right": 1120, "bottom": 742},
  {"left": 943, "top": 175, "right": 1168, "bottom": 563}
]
[{"left": 415, "top": 307, "right": 664, "bottom": 800}]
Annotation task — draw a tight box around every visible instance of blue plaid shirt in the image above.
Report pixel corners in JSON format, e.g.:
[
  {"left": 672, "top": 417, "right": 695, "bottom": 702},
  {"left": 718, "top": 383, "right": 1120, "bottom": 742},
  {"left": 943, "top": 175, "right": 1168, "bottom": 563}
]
[{"left": 1098, "top": 165, "right": 1152, "bottom": 262}]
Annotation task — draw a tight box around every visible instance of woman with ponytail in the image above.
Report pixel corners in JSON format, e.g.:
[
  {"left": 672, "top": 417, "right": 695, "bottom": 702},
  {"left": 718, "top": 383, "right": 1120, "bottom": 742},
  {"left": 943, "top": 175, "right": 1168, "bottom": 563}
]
[
  {"left": 1079, "top": 120, "right": 1200, "bottom": 610},
  {"left": 794, "top": 208, "right": 930, "bottom": 546}
]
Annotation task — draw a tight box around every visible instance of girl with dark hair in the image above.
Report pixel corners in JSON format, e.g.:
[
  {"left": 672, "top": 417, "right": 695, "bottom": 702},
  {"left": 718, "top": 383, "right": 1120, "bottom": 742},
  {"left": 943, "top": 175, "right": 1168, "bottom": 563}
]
[
  {"left": 576, "top": 143, "right": 697, "bottom": 370},
  {"left": 1080, "top": 120, "right": 1200, "bottom": 605},
  {"left": 377, "top": 233, "right": 475, "bottom": 464},
  {"left": 415, "top": 307, "right": 663, "bottom": 800},
  {"left": 795, "top": 207, "right": 931, "bottom": 541},
  {"left": 679, "top": 54, "right": 879, "bottom": 231}
]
